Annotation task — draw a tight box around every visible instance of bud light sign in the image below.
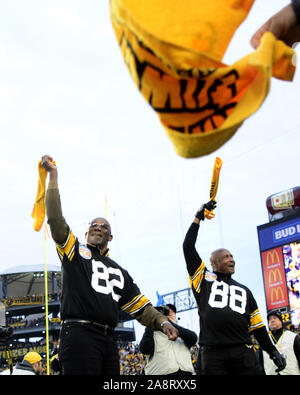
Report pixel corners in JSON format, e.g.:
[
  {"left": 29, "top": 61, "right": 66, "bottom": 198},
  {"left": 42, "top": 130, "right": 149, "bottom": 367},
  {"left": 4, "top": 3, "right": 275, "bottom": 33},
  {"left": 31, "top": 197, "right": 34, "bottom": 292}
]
[
  {"left": 258, "top": 216, "right": 300, "bottom": 251},
  {"left": 273, "top": 223, "right": 300, "bottom": 242}
]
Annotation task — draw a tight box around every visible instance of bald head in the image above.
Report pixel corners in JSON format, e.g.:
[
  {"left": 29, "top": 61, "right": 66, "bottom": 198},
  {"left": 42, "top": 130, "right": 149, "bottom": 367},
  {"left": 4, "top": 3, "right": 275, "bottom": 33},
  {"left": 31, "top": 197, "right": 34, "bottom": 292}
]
[
  {"left": 210, "top": 248, "right": 227, "bottom": 264},
  {"left": 210, "top": 248, "right": 235, "bottom": 275}
]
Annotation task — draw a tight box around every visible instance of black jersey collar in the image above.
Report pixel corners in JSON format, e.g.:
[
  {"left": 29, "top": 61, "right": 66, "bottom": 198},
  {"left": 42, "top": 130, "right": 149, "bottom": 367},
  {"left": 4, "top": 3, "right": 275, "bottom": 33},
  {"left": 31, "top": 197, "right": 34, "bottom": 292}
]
[
  {"left": 87, "top": 243, "right": 109, "bottom": 257},
  {"left": 214, "top": 271, "right": 232, "bottom": 280}
]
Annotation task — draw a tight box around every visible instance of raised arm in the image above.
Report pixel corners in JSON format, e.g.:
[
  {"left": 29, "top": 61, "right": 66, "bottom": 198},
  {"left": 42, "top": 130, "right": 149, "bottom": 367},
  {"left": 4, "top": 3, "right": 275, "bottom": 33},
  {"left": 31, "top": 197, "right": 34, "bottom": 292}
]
[
  {"left": 183, "top": 200, "right": 217, "bottom": 277},
  {"left": 41, "top": 155, "right": 70, "bottom": 245}
]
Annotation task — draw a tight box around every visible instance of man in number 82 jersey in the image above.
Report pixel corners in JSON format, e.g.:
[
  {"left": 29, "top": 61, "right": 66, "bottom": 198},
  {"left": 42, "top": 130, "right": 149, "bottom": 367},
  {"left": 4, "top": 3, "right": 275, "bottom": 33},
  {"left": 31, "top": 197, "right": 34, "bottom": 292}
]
[{"left": 41, "top": 155, "right": 178, "bottom": 375}]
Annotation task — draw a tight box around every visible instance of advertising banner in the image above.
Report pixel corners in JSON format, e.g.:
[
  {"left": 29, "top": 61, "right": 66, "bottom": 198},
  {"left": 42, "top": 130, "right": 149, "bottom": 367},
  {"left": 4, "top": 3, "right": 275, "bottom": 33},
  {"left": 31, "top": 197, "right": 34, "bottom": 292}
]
[
  {"left": 261, "top": 247, "right": 289, "bottom": 311},
  {"left": 258, "top": 216, "right": 300, "bottom": 251}
]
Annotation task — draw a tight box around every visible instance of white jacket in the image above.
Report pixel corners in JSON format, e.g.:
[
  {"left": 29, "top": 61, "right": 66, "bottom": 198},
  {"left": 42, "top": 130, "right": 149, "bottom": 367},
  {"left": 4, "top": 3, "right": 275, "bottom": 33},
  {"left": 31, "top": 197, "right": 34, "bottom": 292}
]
[
  {"left": 144, "top": 331, "right": 195, "bottom": 375},
  {"left": 263, "top": 330, "right": 300, "bottom": 375}
]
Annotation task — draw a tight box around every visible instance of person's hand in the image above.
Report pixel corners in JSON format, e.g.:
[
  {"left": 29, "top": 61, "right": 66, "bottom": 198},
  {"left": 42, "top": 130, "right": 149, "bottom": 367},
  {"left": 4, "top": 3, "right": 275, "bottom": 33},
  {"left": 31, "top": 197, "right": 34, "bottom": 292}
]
[
  {"left": 41, "top": 155, "right": 56, "bottom": 171},
  {"left": 161, "top": 321, "right": 179, "bottom": 341},
  {"left": 251, "top": 4, "right": 300, "bottom": 49},
  {"left": 41, "top": 155, "right": 57, "bottom": 181},
  {"left": 195, "top": 200, "right": 217, "bottom": 221},
  {"left": 269, "top": 350, "right": 286, "bottom": 373}
]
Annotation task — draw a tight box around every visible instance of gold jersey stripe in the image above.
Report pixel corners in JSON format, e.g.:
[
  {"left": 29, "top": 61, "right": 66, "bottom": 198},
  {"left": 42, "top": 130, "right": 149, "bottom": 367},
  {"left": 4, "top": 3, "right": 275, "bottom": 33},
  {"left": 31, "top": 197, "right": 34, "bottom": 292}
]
[
  {"left": 121, "top": 293, "right": 142, "bottom": 310},
  {"left": 121, "top": 294, "right": 151, "bottom": 316},
  {"left": 188, "top": 262, "right": 205, "bottom": 294},
  {"left": 56, "top": 230, "right": 76, "bottom": 262},
  {"left": 249, "top": 309, "right": 264, "bottom": 332}
]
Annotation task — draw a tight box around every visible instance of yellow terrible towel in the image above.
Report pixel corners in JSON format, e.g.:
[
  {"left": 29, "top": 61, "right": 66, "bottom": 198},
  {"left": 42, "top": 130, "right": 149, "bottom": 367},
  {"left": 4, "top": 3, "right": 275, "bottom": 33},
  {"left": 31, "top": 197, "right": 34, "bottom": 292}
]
[
  {"left": 209, "top": 157, "right": 223, "bottom": 202},
  {"left": 110, "top": 0, "right": 296, "bottom": 158},
  {"left": 31, "top": 160, "right": 54, "bottom": 232},
  {"left": 205, "top": 157, "right": 223, "bottom": 220}
]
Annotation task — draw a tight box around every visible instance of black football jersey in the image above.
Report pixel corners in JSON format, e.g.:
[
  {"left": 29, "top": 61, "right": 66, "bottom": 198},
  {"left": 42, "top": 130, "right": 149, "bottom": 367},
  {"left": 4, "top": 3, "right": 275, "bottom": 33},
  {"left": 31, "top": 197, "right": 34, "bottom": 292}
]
[
  {"left": 56, "top": 230, "right": 150, "bottom": 327},
  {"left": 190, "top": 265, "right": 264, "bottom": 346},
  {"left": 184, "top": 223, "right": 265, "bottom": 347}
]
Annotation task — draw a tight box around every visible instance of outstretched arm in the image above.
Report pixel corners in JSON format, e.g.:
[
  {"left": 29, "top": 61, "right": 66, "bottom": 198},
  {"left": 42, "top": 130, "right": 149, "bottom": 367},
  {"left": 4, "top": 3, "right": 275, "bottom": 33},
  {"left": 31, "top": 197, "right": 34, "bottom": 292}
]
[
  {"left": 135, "top": 304, "right": 179, "bottom": 341},
  {"left": 251, "top": 2, "right": 300, "bottom": 49},
  {"left": 41, "top": 155, "right": 70, "bottom": 245}
]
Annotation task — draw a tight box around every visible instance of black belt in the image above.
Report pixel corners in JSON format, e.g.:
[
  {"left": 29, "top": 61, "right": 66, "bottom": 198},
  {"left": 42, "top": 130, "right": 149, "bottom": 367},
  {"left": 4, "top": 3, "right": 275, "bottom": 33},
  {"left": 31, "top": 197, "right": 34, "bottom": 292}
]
[{"left": 62, "top": 319, "right": 114, "bottom": 335}]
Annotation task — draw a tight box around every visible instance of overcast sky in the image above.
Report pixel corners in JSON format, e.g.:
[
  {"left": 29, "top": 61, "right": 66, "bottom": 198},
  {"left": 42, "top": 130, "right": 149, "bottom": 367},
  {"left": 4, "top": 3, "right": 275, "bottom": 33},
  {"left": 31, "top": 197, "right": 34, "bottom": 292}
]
[{"left": 0, "top": 0, "right": 299, "bottom": 342}]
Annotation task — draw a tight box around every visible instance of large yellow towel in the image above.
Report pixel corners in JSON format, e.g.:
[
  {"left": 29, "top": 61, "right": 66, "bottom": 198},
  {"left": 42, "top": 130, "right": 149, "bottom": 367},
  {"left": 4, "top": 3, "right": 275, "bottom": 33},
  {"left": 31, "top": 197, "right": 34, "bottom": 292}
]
[{"left": 110, "top": 0, "right": 296, "bottom": 158}]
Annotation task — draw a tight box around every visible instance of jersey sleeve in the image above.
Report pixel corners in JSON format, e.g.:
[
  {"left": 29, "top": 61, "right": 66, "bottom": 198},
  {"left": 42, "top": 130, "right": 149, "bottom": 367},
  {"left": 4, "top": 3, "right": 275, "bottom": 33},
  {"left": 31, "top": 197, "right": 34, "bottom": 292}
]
[
  {"left": 46, "top": 181, "right": 71, "bottom": 245},
  {"left": 247, "top": 291, "right": 265, "bottom": 332},
  {"left": 248, "top": 305, "right": 276, "bottom": 354},
  {"left": 121, "top": 293, "right": 151, "bottom": 317},
  {"left": 119, "top": 270, "right": 151, "bottom": 317},
  {"left": 183, "top": 223, "right": 215, "bottom": 294},
  {"left": 188, "top": 261, "right": 206, "bottom": 294},
  {"left": 55, "top": 229, "right": 77, "bottom": 263},
  {"left": 183, "top": 222, "right": 204, "bottom": 278},
  {"left": 249, "top": 309, "right": 265, "bottom": 332},
  {"left": 134, "top": 304, "right": 169, "bottom": 331}
]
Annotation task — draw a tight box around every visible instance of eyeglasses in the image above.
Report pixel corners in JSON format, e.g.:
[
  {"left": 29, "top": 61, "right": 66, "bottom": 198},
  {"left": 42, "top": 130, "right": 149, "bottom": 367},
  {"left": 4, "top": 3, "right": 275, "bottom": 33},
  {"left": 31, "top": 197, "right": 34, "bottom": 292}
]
[{"left": 89, "top": 222, "right": 110, "bottom": 231}]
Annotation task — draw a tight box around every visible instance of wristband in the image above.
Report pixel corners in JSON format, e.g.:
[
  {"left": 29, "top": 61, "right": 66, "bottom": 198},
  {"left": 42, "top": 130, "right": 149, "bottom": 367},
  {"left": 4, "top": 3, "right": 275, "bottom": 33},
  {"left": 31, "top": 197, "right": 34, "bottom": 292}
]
[
  {"left": 195, "top": 205, "right": 205, "bottom": 221},
  {"left": 161, "top": 320, "right": 169, "bottom": 327}
]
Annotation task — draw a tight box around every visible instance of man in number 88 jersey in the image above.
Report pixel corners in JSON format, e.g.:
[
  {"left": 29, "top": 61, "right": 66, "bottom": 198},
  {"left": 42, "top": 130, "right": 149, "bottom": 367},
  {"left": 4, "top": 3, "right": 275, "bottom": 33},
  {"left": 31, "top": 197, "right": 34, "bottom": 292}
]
[
  {"left": 41, "top": 155, "right": 178, "bottom": 375},
  {"left": 183, "top": 200, "right": 286, "bottom": 375}
]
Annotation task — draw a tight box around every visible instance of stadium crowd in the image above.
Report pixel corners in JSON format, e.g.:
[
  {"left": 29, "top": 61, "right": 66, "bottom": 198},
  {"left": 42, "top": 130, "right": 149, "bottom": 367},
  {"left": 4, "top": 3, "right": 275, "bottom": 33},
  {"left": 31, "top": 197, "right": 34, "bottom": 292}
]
[
  {"left": 1, "top": 327, "right": 299, "bottom": 375},
  {"left": 0, "top": 340, "right": 199, "bottom": 375}
]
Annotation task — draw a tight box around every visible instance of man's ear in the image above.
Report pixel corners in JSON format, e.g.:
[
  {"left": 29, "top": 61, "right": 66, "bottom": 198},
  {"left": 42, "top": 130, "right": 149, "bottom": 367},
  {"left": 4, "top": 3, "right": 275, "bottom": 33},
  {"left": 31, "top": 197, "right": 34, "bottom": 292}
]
[
  {"left": 210, "top": 259, "right": 216, "bottom": 271},
  {"left": 85, "top": 231, "right": 88, "bottom": 239},
  {"left": 109, "top": 234, "right": 113, "bottom": 242}
]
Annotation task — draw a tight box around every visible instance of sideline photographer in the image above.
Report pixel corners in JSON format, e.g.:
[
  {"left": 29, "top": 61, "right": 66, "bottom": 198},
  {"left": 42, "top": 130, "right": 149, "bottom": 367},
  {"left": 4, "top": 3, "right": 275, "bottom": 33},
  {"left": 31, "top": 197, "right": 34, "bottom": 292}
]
[{"left": 140, "top": 304, "right": 197, "bottom": 375}]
